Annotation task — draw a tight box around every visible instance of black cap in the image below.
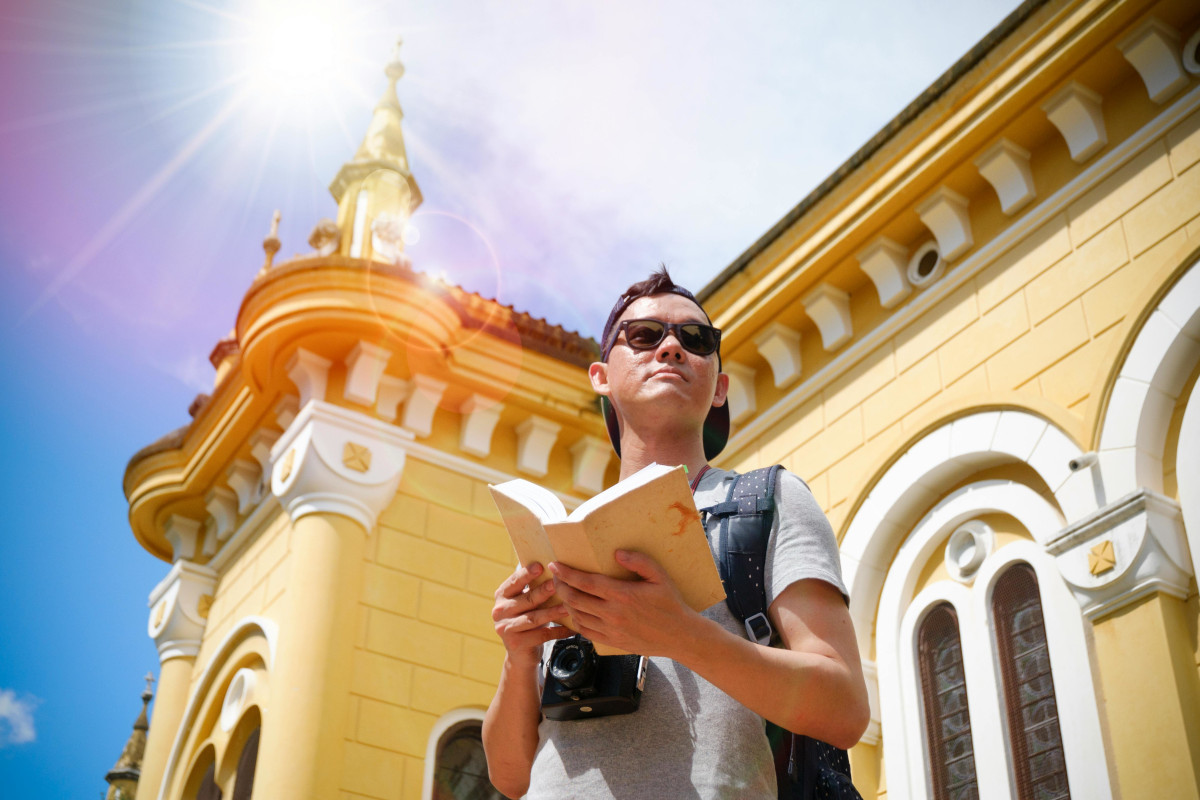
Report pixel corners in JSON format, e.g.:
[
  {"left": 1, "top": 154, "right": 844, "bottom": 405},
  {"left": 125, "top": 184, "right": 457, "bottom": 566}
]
[{"left": 599, "top": 280, "right": 729, "bottom": 460}]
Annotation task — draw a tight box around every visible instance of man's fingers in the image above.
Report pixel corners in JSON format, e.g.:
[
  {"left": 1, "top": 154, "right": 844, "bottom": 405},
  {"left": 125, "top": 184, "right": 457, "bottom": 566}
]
[{"left": 498, "top": 562, "right": 544, "bottom": 599}]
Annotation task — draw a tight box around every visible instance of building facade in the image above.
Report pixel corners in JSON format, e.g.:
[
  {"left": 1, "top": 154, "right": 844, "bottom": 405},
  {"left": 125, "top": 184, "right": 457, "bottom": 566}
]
[{"left": 123, "top": 1, "right": 1200, "bottom": 797}]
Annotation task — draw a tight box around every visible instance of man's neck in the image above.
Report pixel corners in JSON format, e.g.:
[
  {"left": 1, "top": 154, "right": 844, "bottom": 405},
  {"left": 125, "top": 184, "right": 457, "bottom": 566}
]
[{"left": 617, "top": 427, "right": 708, "bottom": 482}]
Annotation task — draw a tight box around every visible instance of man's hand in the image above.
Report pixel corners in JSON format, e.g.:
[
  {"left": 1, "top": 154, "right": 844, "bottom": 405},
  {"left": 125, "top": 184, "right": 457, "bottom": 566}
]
[
  {"left": 548, "top": 550, "right": 697, "bottom": 658},
  {"left": 492, "top": 562, "right": 573, "bottom": 668}
]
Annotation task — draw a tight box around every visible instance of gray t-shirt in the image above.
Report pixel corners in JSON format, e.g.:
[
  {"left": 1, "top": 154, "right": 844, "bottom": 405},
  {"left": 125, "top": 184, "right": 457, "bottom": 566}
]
[{"left": 524, "top": 467, "right": 847, "bottom": 800}]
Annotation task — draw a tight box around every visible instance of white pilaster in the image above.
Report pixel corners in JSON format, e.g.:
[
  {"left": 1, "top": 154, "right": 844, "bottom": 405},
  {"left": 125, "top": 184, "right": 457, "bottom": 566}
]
[
  {"left": 801, "top": 283, "right": 853, "bottom": 351},
  {"left": 163, "top": 515, "right": 202, "bottom": 563},
  {"left": 401, "top": 374, "right": 447, "bottom": 437},
  {"left": 753, "top": 323, "right": 803, "bottom": 386},
  {"left": 376, "top": 375, "right": 412, "bottom": 423},
  {"left": 1119, "top": 18, "right": 1188, "bottom": 104},
  {"left": 1046, "top": 490, "right": 1191, "bottom": 619},
  {"left": 459, "top": 394, "right": 503, "bottom": 458},
  {"left": 723, "top": 362, "right": 758, "bottom": 424},
  {"left": 570, "top": 436, "right": 611, "bottom": 495},
  {"left": 915, "top": 187, "right": 973, "bottom": 261},
  {"left": 1043, "top": 82, "right": 1107, "bottom": 163},
  {"left": 271, "top": 400, "right": 415, "bottom": 531},
  {"left": 286, "top": 348, "right": 332, "bottom": 407},
  {"left": 856, "top": 237, "right": 912, "bottom": 309},
  {"left": 515, "top": 415, "right": 561, "bottom": 477},
  {"left": 147, "top": 560, "right": 219, "bottom": 661},
  {"left": 974, "top": 138, "right": 1036, "bottom": 214},
  {"left": 343, "top": 341, "right": 392, "bottom": 407}
]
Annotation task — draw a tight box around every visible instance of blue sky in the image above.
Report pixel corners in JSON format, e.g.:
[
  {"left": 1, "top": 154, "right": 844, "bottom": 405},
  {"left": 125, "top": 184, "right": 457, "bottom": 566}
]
[{"left": 0, "top": 0, "right": 1018, "bottom": 794}]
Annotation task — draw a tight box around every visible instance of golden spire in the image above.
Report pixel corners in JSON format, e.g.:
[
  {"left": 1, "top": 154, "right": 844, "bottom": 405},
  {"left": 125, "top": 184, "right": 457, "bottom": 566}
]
[
  {"left": 104, "top": 675, "right": 154, "bottom": 799},
  {"left": 260, "top": 209, "right": 281, "bottom": 274},
  {"left": 328, "top": 39, "right": 423, "bottom": 261}
]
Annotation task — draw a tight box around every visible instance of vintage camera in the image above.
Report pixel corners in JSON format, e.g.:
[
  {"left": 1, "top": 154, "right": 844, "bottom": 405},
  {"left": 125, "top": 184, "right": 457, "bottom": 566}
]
[{"left": 540, "top": 634, "right": 648, "bottom": 721}]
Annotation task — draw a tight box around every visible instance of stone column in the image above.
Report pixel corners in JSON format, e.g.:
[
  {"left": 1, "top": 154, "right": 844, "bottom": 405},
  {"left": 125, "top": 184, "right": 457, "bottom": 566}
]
[
  {"left": 139, "top": 557, "right": 217, "bottom": 800},
  {"left": 252, "top": 400, "right": 413, "bottom": 800},
  {"left": 1048, "top": 490, "right": 1199, "bottom": 800}
]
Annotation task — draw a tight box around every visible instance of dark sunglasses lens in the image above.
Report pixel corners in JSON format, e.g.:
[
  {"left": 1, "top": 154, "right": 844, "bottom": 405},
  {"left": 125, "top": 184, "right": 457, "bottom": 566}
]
[
  {"left": 625, "top": 321, "right": 666, "bottom": 348},
  {"left": 680, "top": 324, "right": 717, "bottom": 354}
]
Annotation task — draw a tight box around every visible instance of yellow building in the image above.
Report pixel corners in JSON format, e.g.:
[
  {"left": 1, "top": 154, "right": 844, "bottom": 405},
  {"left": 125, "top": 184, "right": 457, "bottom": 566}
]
[{"left": 123, "top": 1, "right": 1200, "bottom": 798}]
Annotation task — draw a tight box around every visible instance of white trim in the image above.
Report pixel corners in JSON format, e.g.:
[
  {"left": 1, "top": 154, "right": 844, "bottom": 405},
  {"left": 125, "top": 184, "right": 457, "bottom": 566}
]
[
  {"left": 421, "top": 707, "right": 487, "bottom": 800},
  {"left": 876, "top": 483, "right": 1111, "bottom": 800},
  {"left": 156, "top": 616, "right": 278, "bottom": 800},
  {"left": 1097, "top": 258, "right": 1200, "bottom": 499},
  {"left": 1178, "top": 374, "right": 1200, "bottom": 588},
  {"left": 722, "top": 84, "right": 1200, "bottom": 461}
]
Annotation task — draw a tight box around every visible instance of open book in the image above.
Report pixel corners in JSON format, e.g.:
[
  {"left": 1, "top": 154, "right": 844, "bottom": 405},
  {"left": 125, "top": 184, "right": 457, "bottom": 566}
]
[{"left": 489, "top": 463, "right": 726, "bottom": 655}]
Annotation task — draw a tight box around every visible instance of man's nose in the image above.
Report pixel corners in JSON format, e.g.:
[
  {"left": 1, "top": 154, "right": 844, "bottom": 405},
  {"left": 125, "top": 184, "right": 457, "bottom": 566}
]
[{"left": 657, "top": 335, "right": 684, "bottom": 362}]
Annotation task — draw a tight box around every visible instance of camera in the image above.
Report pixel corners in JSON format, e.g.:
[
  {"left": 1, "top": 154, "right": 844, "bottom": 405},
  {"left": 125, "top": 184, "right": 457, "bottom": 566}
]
[{"left": 540, "top": 634, "right": 648, "bottom": 721}]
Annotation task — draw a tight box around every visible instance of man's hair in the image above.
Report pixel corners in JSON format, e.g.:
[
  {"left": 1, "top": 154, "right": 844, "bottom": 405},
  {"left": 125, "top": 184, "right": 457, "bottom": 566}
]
[{"left": 600, "top": 265, "right": 714, "bottom": 361}]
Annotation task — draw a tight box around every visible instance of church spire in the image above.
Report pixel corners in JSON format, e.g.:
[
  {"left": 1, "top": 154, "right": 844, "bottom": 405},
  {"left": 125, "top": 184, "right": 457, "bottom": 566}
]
[
  {"left": 104, "top": 674, "right": 154, "bottom": 800},
  {"left": 329, "top": 39, "right": 423, "bottom": 263}
]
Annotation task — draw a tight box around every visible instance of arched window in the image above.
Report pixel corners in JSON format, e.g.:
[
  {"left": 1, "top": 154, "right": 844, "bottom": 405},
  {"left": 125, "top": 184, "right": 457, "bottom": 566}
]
[
  {"left": 432, "top": 721, "right": 502, "bottom": 800},
  {"left": 993, "top": 563, "right": 1070, "bottom": 800},
  {"left": 917, "top": 602, "right": 978, "bottom": 800},
  {"left": 230, "top": 727, "right": 260, "bottom": 800},
  {"left": 195, "top": 763, "right": 222, "bottom": 800}
]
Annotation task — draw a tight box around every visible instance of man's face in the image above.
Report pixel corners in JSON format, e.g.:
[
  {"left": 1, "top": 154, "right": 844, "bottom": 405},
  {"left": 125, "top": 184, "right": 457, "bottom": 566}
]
[{"left": 590, "top": 293, "right": 728, "bottom": 432}]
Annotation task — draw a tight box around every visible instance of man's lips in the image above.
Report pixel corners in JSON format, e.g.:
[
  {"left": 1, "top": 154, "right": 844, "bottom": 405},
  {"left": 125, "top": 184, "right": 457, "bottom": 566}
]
[{"left": 650, "top": 367, "right": 687, "bottom": 381}]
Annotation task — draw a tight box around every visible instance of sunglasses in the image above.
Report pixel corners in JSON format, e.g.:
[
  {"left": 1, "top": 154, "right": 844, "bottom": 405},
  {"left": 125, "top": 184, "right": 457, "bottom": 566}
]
[{"left": 612, "top": 318, "right": 722, "bottom": 356}]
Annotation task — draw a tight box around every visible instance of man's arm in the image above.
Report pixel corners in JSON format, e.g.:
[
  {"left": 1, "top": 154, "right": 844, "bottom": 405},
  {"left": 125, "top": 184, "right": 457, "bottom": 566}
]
[
  {"left": 482, "top": 563, "right": 572, "bottom": 799},
  {"left": 550, "top": 554, "right": 869, "bottom": 749}
]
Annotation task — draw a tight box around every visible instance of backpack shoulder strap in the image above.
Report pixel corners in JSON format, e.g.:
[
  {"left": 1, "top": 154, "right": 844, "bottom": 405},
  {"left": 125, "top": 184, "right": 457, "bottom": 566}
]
[{"left": 700, "top": 464, "right": 781, "bottom": 645}]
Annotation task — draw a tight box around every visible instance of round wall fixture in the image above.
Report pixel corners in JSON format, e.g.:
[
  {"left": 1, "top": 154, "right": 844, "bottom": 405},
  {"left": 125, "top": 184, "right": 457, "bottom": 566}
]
[
  {"left": 1184, "top": 29, "right": 1200, "bottom": 75},
  {"left": 907, "top": 241, "right": 944, "bottom": 288},
  {"left": 944, "top": 520, "right": 994, "bottom": 582},
  {"left": 220, "top": 668, "right": 257, "bottom": 732}
]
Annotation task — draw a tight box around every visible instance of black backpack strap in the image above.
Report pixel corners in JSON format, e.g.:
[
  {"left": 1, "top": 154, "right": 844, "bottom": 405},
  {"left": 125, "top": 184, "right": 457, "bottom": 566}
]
[{"left": 700, "top": 465, "right": 780, "bottom": 645}]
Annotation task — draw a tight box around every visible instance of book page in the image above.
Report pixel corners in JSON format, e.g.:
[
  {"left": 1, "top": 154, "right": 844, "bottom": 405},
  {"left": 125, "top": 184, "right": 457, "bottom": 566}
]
[{"left": 488, "top": 486, "right": 562, "bottom": 596}]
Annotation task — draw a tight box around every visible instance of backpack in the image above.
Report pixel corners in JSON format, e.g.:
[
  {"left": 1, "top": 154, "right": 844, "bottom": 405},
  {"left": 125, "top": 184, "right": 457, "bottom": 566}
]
[{"left": 699, "top": 465, "right": 862, "bottom": 800}]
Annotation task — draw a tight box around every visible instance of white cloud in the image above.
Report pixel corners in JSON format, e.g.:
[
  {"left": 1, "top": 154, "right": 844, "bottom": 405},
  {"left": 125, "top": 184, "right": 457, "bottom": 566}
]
[{"left": 0, "top": 689, "right": 39, "bottom": 747}]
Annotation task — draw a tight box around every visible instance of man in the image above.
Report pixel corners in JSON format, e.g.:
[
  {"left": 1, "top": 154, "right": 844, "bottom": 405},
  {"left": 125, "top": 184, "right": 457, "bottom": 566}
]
[{"left": 483, "top": 268, "right": 869, "bottom": 799}]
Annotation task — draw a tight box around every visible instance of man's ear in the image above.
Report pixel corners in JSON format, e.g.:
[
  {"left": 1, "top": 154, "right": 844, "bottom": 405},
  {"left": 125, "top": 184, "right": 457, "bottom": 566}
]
[
  {"left": 712, "top": 372, "right": 730, "bottom": 408},
  {"left": 588, "top": 361, "right": 611, "bottom": 396}
]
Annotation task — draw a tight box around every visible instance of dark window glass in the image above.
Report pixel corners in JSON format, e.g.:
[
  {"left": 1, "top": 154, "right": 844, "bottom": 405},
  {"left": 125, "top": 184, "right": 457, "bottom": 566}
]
[
  {"left": 918, "top": 602, "right": 979, "bottom": 800},
  {"left": 196, "top": 763, "right": 222, "bottom": 800},
  {"left": 917, "top": 249, "right": 940, "bottom": 277},
  {"left": 994, "top": 564, "right": 1071, "bottom": 800},
  {"left": 231, "top": 728, "right": 260, "bottom": 800},
  {"left": 433, "top": 722, "right": 503, "bottom": 800}
]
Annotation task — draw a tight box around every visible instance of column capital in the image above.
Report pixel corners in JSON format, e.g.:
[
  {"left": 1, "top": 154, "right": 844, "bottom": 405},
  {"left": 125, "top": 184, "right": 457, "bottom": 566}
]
[
  {"left": 147, "top": 560, "right": 218, "bottom": 661},
  {"left": 271, "top": 400, "right": 415, "bottom": 531},
  {"left": 1046, "top": 489, "right": 1191, "bottom": 619}
]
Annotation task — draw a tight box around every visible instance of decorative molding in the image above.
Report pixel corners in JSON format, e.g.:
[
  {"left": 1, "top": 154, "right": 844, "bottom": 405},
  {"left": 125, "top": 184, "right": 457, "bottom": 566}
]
[
  {"left": 459, "top": 394, "right": 503, "bottom": 458},
  {"left": 860, "top": 659, "right": 881, "bottom": 746},
  {"left": 1042, "top": 81, "right": 1106, "bottom": 162},
  {"left": 721, "top": 86, "right": 1200, "bottom": 462},
  {"left": 753, "top": 322, "right": 803, "bottom": 386},
  {"left": 376, "top": 375, "right": 412, "bottom": 423},
  {"left": 286, "top": 348, "right": 332, "bottom": 407},
  {"left": 944, "top": 519, "right": 994, "bottom": 582},
  {"left": 204, "top": 486, "right": 239, "bottom": 543},
  {"left": 915, "top": 186, "right": 973, "bottom": 261},
  {"left": 1118, "top": 18, "right": 1188, "bottom": 104},
  {"left": 271, "top": 400, "right": 415, "bottom": 532},
  {"left": 219, "top": 668, "right": 258, "bottom": 733},
  {"left": 226, "top": 458, "right": 262, "bottom": 514},
  {"left": 146, "top": 560, "right": 219, "bottom": 661},
  {"left": 856, "top": 237, "right": 912, "bottom": 309},
  {"left": 906, "top": 241, "right": 945, "bottom": 288},
  {"left": 343, "top": 341, "right": 392, "bottom": 407},
  {"left": 162, "top": 515, "right": 202, "bottom": 563},
  {"left": 515, "top": 415, "right": 561, "bottom": 477},
  {"left": 1046, "top": 490, "right": 1191, "bottom": 619},
  {"left": 974, "top": 138, "right": 1035, "bottom": 214},
  {"left": 570, "top": 436, "right": 611, "bottom": 495},
  {"left": 800, "top": 284, "right": 853, "bottom": 351},
  {"left": 274, "top": 395, "right": 300, "bottom": 430},
  {"left": 401, "top": 374, "right": 447, "bottom": 437},
  {"left": 248, "top": 429, "right": 279, "bottom": 474},
  {"left": 723, "top": 362, "right": 758, "bottom": 424}
]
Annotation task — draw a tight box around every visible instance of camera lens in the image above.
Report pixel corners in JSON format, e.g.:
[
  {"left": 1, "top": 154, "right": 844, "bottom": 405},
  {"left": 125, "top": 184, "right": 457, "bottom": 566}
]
[{"left": 550, "top": 640, "right": 597, "bottom": 690}]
